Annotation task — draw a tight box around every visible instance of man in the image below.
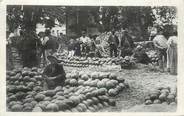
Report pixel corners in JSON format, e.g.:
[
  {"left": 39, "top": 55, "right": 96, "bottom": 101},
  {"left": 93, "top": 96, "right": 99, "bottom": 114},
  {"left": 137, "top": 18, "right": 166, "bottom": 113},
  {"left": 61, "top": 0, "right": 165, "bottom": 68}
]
[
  {"left": 108, "top": 30, "right": 119, "bottom": 57},
  {"left": 79, "top": 31, "right": 91, "bottom": 56},
  {"left": 42, "top": 55, "right": 66, "bottom": 90},
  {"left": 44, "top": 29, "right": 59, "bottom": 64},
  {"left": 120, "top": 30, "right": 134, "bottom": 57},
  {"left": 153, "top": 28, "right": 168, "bottom": 72},
  {"left": 56, "top": 32, "right": 64, "bottom": 53}
]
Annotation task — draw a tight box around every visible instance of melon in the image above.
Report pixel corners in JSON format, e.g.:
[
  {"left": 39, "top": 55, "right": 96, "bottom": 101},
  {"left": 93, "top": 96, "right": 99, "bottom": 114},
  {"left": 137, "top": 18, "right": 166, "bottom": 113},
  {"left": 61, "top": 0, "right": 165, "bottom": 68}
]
[
  {"left": 69, "top": 79, "right": 78, "bottom": 86},
  {"left": 92, "top": 104, "right": 98, "bottom": 111},
  {"left": 78, "top": 79, "right": 85, "bottom": 85},
  {"left": 76, "top": 106, "right": 84, "bottom": 112},
  {"left": 35, "top": 94, "right": 45, "bottom": 102},
  {"left": 161, "top": 89, "right": 170, "bottom": 95},
  {"left": 11, "top": 104, "right": 23, "bottom": 112},
  {"left": 23, "top": 106, "right": 32, "bottom": 112},
  {"left": 69, "top": 96, "right": 81, "bottom": 106},
  {"left": 65, "top": 73, "right": 71, "bottom": 79},
  {"left": 116, "top": 76, "right": 125, "bottom": 83},
  {"left": 44, "top": 97, "right": 52, "bottom": 101},
  {"left": 23, "top": 98, "right": 34, "bottom": 103},
  {"left": 91, "top": 72, "right": 99, "bottom": 79},
  {"left": 159, "top": 93, "right": 167, "bottom": 101},
  {"left": 144, "top": 96, "right": 151, "bottom": 101},
  {"left": 167, "top": 94, "right": 175, "bottom": 103},
  {"left": 97, "top": 103, "right": 103, "bottom": 109},
  {"left": 109, "top": 73, "right": 117, "bottom": 79},
  {"left": 88, "top": 106, "right": 96, "bottom": 112},
  {"left": 46, "top": 103, "right": 59, "bottom": 112},
  {"left": 91, "top": 97, "right": 99, "bottom": 105},
  {"left": 97, "top": 81, "right": 106, "bottom": 88},
  {"left": 108, "top": 99, "right": 116, "bottom": 106},
  {"left": 54, "top": 100, "right": 69, "bottom": 111},
  {"left": 56, "top": 96, "right": 66, "bottom": 100},
  {"left": 32, "top": 106, "right": 43, "bottom": 112},
  {"left": 153, "top": 99, "right": 161, "bottom": 104},
  {"left": 108, "top": 89, "right": 118, "bottom": 97},
  {"left": 45, "top": 90, "right": 56, "bottom": 97},
  {"left": 98, "top": 95, "right": 109, "bottom": 102},
  {"left": 102, "top": 101, "right": 109, "bottom": 107},
  {"left": 150, "top": 93, "right": 158, "bottom": 100},
  {"left": 106, "top": 80, "right": 118, "bottom": 89},
  {"left": 145, "top": 100, "right": 152, "bottom": 105},
  {"left": 81, "top": 74, "right": 89, "bottom": 81}
]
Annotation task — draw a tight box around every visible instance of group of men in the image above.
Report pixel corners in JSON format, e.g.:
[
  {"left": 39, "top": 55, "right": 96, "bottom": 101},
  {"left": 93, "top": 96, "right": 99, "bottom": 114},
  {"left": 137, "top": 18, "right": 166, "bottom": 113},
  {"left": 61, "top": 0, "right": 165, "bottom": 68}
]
[{"left": 108, "top": 29, "right": 134, "bottom": 58}]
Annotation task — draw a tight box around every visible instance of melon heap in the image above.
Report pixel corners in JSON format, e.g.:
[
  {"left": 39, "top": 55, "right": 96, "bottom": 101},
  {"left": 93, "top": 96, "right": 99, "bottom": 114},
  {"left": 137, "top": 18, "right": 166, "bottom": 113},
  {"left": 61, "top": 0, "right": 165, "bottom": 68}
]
[
  {"left": 56, "top": 55, "right": 136, "bottom": 68},
  {"left": 6, "top": 68, "right": 129, "bottom": 112},
  {"left": 144, "top": 86, "right": 177, "bottom": 105}
]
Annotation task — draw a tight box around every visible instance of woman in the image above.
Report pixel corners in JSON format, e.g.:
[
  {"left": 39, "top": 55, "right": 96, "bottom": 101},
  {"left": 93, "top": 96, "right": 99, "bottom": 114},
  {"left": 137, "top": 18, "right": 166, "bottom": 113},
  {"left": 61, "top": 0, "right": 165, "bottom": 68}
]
[{"left": 167, "top": 31, "right": 177, "bottom": 75}]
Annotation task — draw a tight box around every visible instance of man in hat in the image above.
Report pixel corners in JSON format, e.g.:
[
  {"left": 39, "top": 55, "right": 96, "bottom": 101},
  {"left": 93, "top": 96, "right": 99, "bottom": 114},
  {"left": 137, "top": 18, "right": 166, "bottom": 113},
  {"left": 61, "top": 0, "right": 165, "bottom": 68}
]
[
  {"left": 153, "top": 28, "right": 168, "bottom": 72},
  {"left": 79, "top": 31, "right": 91, "bottom": 56},
  {"left": 108, "top": 30, "right": 119, "bottom": 57},
  {"left": 120, "top": 30, "right": 134, "bottom": 57},
  {"left": 42, "top": 55, "right": 66, "bottom": 90}
]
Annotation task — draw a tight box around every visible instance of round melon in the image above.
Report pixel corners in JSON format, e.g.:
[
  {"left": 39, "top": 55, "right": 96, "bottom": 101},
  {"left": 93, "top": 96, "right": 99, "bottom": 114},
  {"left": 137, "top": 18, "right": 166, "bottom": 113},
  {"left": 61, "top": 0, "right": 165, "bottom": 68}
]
[
  {"left": 109, "top": 73, "right": 117, "bottom": 79},
  {"left": 116, "top": 76, "right": 125, "bottom": 83},
  {"left": 153, "top": 99, "right": 161, "bottom": 104},
  {"left": 32, "top": 106, "right": 43, "bottom": 112},
  {"left": 81, "top": 74, "right": 89, "bottom": 81},
  {"left": 69, "top": 79, "right": 78, "bottom": 86},
  {"left": 108, "top": 89, "right": 118, "bottom": 97},
  {"left": 167, "top": 94, "right": 175, "bottom": 103},
  {"left": 108, "top": 99, "right": 116, "bottom": 106},
  {"left": 150, "top": 93, "right": 158, "bottom": 100},
  {"left": 159, "top": 93, "right": 167, "bottom": 101},
  {"left": 54, "top": 100, "right": 69, "bottom": 111},
  {"left": 97, "top": 81, "right": 106, "bottom": 88},
  {"left": 46, "top": 103, "right": 59, "bottom": 112},
  {"left": 97, "top": 103, "right": 103, "bottom": 109},
  {"left": 45, "top": 90, "right": 56, "bottom": 97},
  {"left": 91, "top": 72, "right": 99, "bottom": 79},
  {"left": 11, "top": 104, "right": 23, "bottom": 112},
  {"left": 145, "top": 100, "right": 152, "bottom": 105},
  {"left": 35, "top": 94, "right": 45, "bottom": 102}
]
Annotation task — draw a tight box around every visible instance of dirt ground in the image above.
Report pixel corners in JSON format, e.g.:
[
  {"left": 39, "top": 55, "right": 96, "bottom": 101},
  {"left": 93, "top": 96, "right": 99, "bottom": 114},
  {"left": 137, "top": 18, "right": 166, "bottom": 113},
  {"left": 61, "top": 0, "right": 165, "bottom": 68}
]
[{"left": 64, "top": 63, "right": 177, "bottom": 112}]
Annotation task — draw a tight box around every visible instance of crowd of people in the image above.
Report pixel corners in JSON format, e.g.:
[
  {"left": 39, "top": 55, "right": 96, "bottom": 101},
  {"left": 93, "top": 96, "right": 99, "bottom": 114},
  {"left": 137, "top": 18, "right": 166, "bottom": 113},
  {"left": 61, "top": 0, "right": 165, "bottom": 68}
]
[{"left": 6, "top": 26, "right": 177, "bottom": 75}]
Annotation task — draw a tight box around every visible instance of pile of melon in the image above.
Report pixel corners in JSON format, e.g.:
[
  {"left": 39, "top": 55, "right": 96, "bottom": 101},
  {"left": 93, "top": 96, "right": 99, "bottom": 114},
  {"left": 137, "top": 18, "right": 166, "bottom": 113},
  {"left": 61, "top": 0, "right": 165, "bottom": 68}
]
[
  {"left": 120, "top": 56, "right": 136, "bottom": 69},
  {"left": 58, "top": 56, "right": 132, "bottom": 68},
  {"left": 6, "top": 68, "right": 129, "bottom": 112},
  {"left": 144, "top": 87, "right": 177, "bottom": 105},
  {"left": 6, "top": 67, "right": 44, "bottom": 111},
  {"left": 146, "top": 50, "right": 159, "bottom": 64}
]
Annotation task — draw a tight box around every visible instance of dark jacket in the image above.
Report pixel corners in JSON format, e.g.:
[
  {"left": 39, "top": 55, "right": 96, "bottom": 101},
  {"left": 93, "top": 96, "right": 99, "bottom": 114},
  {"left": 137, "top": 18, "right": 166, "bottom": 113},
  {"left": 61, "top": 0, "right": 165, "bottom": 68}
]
[
  {"left": 43, "top": 63, "right": 66, "bottom": 88},
  {"left": 108, "top": 34, "right": 119, "bottom": 46},
  {"left": 121, "top": 34, "right": 134, "bottom": 48}
]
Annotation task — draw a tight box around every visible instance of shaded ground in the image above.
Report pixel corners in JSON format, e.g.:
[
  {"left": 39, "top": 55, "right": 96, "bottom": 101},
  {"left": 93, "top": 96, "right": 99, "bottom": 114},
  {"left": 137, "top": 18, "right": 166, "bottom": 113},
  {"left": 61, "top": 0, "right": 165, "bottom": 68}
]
[{"left": 64, "top": 63, "right": 177, "bottom": 112}]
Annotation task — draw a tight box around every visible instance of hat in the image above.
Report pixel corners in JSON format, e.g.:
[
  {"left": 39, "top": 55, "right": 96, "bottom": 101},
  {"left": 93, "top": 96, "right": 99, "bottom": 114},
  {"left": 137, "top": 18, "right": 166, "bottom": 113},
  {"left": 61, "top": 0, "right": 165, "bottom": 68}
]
[{"left": 47, "top": 55, "right": 61, "bottom": 63}]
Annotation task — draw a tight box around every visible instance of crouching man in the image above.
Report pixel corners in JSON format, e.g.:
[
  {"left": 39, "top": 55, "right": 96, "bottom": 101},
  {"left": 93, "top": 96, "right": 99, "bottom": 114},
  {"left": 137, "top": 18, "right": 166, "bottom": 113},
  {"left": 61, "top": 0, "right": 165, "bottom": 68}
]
[{"left": 42, "top": 55, "right": 66, "bottom": 90}]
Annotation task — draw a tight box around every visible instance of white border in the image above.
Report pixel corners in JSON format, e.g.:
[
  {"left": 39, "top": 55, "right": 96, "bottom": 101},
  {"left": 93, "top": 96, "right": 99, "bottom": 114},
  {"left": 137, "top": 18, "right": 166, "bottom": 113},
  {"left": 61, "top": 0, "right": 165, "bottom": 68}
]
[{"left": 1, "top": 0, "right": 184, "bottom": 116}]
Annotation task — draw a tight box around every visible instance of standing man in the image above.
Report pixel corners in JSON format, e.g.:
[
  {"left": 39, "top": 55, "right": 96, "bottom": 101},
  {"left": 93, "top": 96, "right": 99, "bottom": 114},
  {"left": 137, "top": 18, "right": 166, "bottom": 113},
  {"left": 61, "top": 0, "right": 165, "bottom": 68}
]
[
  {"left": 108, "top": 30, "right": 119, "bottom": 57},
  {"left": 153, "top": 28, "right": 168, "bottom": 72},
  {"left": 79, "top": 31, "right": 91, "bottom": 56},
  {"left": 120, "top": 30, "right": 134, "bottom": 57}
]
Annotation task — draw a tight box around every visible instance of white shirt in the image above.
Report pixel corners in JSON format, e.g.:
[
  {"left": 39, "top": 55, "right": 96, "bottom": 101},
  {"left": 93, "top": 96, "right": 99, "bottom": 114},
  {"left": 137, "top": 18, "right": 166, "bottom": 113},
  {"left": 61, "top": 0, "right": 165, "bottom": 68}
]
[
  {"left": 41, "top": 36, "right": 49, "bottom": 45},
  {"left": 79, "top": 36, "right": 91, "bottom": 44},
  {"left": 153, "top": 35, "right": 168, "bottom": 48}
]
